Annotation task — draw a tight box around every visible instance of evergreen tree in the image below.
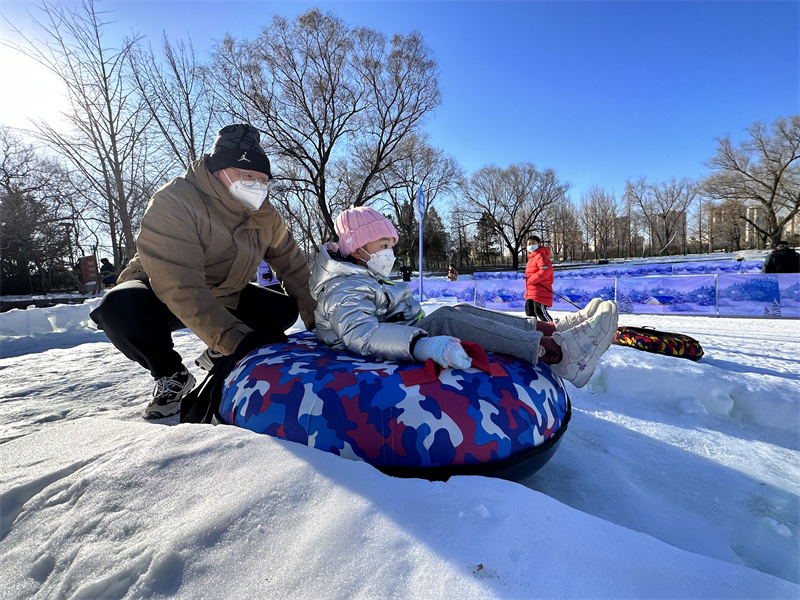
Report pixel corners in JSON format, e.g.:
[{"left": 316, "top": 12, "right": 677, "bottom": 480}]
[
  {"left": 423, "top": 206, "right": 448, "bottom": 267},
  {"left": 474, "top": 212, "right": 500, "bottom": 265},
  {"left": 394, "top": 200, "right": 418, "bottom": 266},
  {"left": 617, "top": 291, "right": 635, "bottom": 313}
]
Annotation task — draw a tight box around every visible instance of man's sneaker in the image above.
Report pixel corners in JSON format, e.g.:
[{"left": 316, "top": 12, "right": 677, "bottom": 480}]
[
  {"left": 195, "top": 348, "right": 224, "bottom": 371},
  {"left": 555, "top": 297, "right": 603, "bottom": 333},
  {"left": 143, "top": 370, "right": 196, "bottom": 419},
  {"left": 550, "top": 300, "right": 618, "bottom": 388}
]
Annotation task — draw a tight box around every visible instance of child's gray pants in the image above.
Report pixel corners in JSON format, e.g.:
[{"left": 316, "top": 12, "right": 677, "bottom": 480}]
[{"left": 417, "top": 303, "right": 543, "bottom": 364}]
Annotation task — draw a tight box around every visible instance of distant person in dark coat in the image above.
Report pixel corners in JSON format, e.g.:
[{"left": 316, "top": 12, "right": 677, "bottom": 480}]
[
  {"left": 399, "top": 265, "right": 413, "bottom": 282},
  {"left": 762, "top": 241, "right": 800, "bottom": 273},
  {"left": 99, "top": 258, "right": 116, "bottom": 286},
  {"left": 447, "top": 264, "right": 459, "bottom": 281}
]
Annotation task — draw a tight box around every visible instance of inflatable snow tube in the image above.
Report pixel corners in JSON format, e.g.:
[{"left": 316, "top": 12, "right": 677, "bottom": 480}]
[
  {"left": 219, "top": 332, "right": 571, "bottom": 481},
  {"left": 612, "top": 326, "right": 704, "bottom": 361}
]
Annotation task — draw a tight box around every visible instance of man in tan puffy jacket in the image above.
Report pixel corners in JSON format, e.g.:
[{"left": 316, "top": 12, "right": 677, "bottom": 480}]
[{"left": 90, "top": 124, "right": 316, "bottom": 419}]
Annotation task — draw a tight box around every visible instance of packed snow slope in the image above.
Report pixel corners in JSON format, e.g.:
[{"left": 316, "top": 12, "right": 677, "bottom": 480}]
[{"left": 0, "top": 296, "right": 798, "bottom": 599}]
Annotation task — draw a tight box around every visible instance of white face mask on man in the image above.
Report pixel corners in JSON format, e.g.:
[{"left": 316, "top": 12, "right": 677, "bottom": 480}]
[
  {"left": 527, "top": 244, "right": 538, "bottom": 253},
  {"left": 360, "top": 247, "right": 396, "bottom": 278},
  {"left": 224, "top": 171, "right": 269, "bottom": 211}
]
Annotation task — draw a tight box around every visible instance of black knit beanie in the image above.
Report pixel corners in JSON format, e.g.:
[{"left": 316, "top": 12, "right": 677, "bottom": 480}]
[{"left": 206, "top": 124, "right": 272, "bottom": 177}]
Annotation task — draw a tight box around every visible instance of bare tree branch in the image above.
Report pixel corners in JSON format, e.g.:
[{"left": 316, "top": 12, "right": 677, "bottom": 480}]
[
  {"left": 3, "top": 0, "right": 160, "bottom": 266},
  {"left": 461, "top": 163, "right": 569, "bottom": 269},
  {"left": 704, "top": 115, "right": 800, "bottom": 247},
  {"left": 207, "top": 9, "right": 440, "bottom": 241}
]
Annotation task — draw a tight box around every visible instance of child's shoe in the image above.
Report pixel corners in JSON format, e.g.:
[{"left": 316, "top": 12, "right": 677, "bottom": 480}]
[
  {"left": 550, "top": 300, "right": 618, "bottom": 388},
  {"left": 555, "top": 297, "right": 602, "bottom": 333}
]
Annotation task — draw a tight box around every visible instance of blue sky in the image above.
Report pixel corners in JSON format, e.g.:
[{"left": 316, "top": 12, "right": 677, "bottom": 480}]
[{"left": 1, "top": 0, "right": 798, "bottom": 203}]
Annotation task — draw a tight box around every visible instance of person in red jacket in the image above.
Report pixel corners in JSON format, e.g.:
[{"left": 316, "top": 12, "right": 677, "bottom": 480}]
[{"left": 524, "top": 235, "right": 554, "bottom": 321}]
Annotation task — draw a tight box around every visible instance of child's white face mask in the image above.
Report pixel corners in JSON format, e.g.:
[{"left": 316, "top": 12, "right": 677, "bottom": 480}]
[
  {"left": 527, "top": 244, "right": 538, "bottom": 253},
  {"left": 361, "top": 247, "right": 396, "bottom": 278}
]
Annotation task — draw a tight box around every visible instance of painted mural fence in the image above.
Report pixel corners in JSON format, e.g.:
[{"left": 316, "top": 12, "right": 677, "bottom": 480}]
[
  {"left": 717, "top": 274, "right": 799, "bottom": 318},
  {"left": 406, "top": 280, "right": 476, "bottom": 305},
  {"left": 408, "top": 273, "right": 799, "bottom": 319},
  {"left": 554, "top": 260, "right": 765, "bottom": 278},
  {"left": 472, "top": 260, "right": 765, "bottom": 281}
]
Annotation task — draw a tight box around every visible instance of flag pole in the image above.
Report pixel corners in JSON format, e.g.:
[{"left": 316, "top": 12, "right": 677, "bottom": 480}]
[{"left": 417, "top": 188, "right": 425, "bottom": 303}]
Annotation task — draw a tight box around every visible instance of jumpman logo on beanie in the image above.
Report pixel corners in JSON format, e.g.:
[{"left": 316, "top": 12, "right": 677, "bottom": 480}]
[{"left": 207, "top": 124, "right": 271, "bottom": 177}]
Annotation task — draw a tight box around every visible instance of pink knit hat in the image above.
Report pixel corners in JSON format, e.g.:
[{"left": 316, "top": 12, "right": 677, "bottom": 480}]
[{"left": 334, "top": 207, "right": 398, "bottom": 256}]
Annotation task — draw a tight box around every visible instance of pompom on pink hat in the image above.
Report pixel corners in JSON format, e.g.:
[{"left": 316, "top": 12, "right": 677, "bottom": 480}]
[{"left": 334, "top": 206, "right": 398, "bottom": 256}]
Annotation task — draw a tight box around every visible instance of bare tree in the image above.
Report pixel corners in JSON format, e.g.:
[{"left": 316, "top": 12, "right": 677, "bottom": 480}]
[
  {"left": 267, "top": 170, "right": 330, "bottom": 255},
  {"left": 540, "top": 195, "right": 582, "bottom": 262},
  {"left": 448, "top": 205, "right": 473, "bottom": 268},
  {"left": 378, "top": 133, "right": 462, "bottom": 265},
  {"left": 461, "top": 163, "right": 569, "bottom": 269},
  {"left": 708, "top": 199, "right": 747, "bottom": 252},
  {"left": 704, "top": 115, "right": 800, "bottom": 248},
  {"left": 687, "top": 194, "right": 706, "bottom": 254},
  {"left": 0, "top": 127, "right": 79, "bottom": 293},
  {"left": 2, "top": 0, "right": 160, "bottom": 267},
  {"left": 624, "top": 177, "right": 698, "bottom": 256},
  {"left": 128, "top": 33, "right": 220, "bottom": 170},
  {"left": 579, "top": 186, "right": 619, "bottom": 260},
  {"left": 207, "top": 9, "right": 441, "bottom": 239}
]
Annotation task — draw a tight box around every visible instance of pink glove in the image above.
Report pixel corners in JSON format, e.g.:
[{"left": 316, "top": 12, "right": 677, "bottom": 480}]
[{"left": 412, "top": 336, "right": 472, "bottom": 369}]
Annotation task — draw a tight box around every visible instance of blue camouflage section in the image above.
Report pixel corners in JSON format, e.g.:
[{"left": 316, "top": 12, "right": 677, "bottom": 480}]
[{"left": 219, "top": 332, "right": 569, "bottom": 470}]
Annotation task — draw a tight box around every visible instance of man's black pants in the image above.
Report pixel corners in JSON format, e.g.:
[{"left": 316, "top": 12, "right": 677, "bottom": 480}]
[{"left": 90, "top": 280, "right": 299, "bottom": 379}]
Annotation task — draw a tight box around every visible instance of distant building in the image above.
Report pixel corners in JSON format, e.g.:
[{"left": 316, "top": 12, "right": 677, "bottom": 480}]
[
  {"left": 648, "top": 211, "right": 687, "bottom": 253},
  {"left": 784, "top": 212, "right": 800, "bottom": 243},
  {"left": 744, "top": 205, "right": 768, "bottom": 246},
  {"left": 743, "top": 205, "right": 799, "bottom": 247},
  {"left": 551, "top": 230, "right": 584, "bottom": 262}
]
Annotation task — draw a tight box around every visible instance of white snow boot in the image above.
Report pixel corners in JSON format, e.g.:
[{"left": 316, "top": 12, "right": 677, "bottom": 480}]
[
  {"left": 551, "top": 300, "right": 618, "bottom": 388},
  {"left": 555, "top": 297, "right": 603, "bottom": 333}
]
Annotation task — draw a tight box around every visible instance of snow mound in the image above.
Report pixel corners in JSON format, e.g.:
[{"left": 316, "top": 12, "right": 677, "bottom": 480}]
[
  {"left": 1, "top": 417, "right": 796, "bottom": 600},
  {"left": 598, "top": 346, "right": 799, "bottom": 436}
]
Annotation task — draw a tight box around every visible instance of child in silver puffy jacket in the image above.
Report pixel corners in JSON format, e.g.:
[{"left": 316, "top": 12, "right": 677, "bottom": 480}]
[{"left": 309, "top": 206, "right": 618, "bottom": 388}]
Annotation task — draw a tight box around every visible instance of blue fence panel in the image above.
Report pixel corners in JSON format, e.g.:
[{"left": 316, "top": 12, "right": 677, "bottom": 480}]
[
  {"left": 620, "top": 264, "right": 647, "bottom": 277},
  {"left": 704, "top": 261, "right": 742, "bottom": 275},
  {"left": 474, "top": 280, "right": 526, "bottom": 311},
  {"left": 717, "top": 273, "right": 800, "bottom": 318},
  {"left": 641, "top": 263, "right": 674, "bottom": 277},
  {"left": 616, "top": 275, "right": 717, "bottom": 315},
  {"left": 551, "top": 278, "right": 616, "bottom": 311},
  {"left": 740, "top": 260, "right": 765, "bottom": 274},
  {"left": 403, "top": 266, "right": 794, "bottom": 318},
  {"left": 597, "top": 266, "right": 625, "bottom": 278},
  {"left": 407, "top": 280, "right": 476, "bottom": 305},
  {"left": 779, "top": 274, "right": 800, "bottom": 317},
  {"left": 672, "top": 262, "right": 707, "bottom": 275}
]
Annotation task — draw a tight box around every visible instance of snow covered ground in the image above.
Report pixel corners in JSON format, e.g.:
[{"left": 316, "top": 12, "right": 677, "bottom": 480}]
[{"left": 1, "top": 295, "right": 798, "bottom": 599}]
